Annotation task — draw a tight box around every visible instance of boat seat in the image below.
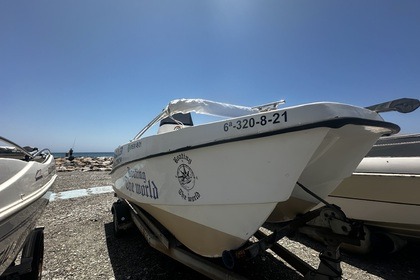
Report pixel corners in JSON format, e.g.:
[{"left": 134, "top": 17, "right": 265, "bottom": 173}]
[{"left": 157, "top": 113, "right": 193, "bottom": 134}]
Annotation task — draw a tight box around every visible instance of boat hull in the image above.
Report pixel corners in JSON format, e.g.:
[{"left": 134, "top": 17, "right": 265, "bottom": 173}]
[
  {"left": 267, "top": 124, "right": 383, "bottom": 222},
  {"left": 327, "top": 157, "right": 420, "bottom": 239},
  {"left": 113, "top": 128, "right": 331, "bottom": 257},
  {"left": 0, "top": 155, "right": 56, "bottom": 275},
  {"left": 0, "top": 192, "right": 51, "bottom": 274}
]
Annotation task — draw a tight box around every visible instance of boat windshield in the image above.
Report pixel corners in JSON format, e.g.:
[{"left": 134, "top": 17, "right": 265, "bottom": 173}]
[
  {"left": 0, "top": 136, "right": 51, "bottom": 160},
  {"left": 133, "top": 98, "right": 284, "bottom": 140}
]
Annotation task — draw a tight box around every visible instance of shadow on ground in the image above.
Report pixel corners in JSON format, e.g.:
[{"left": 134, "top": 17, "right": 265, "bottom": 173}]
[
  {"left": 283, "top": 229, "right": 420, "bottom": 280},
  {"left": 104, "top": 222, "right": 302, "bottom": 280}
]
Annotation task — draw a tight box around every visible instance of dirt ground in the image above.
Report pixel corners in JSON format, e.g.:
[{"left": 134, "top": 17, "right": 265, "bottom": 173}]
[{"left": 37, "top": 171, "right": 420, "bottom": 279}]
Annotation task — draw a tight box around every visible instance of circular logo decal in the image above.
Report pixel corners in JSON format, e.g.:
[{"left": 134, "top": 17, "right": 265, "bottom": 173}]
[{"left": 176, "top": 164, "right": 195, "bottom": 190}]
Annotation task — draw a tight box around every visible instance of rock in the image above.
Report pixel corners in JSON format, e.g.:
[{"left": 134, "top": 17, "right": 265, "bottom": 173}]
[
  {"left": 102, "top": 160, "right": 112, "bottom": 166},
  {"left": 55, "top": 157, "right": 113, "bottom": 172}
]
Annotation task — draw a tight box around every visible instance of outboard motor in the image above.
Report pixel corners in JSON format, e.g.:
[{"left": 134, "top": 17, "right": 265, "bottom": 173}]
[{"left": 157, "top": 113, "right": 193, "bottom": 134}]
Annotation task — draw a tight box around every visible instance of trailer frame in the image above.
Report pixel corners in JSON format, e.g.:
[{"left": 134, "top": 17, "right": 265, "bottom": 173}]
[{"left": 111, "top": 198, "right": 365, "bottom": 280}]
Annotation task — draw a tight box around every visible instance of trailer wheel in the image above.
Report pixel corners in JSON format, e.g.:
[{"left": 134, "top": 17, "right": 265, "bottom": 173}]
[
  {"left": 21, "top": 229, "right": 44, "bottom": 280},
  {"left": 111, "top": 200, "right": 132, "bottom": 238}
]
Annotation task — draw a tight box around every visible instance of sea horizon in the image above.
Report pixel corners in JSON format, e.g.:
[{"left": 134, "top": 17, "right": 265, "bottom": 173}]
[{"left": 52, "top": 152, "right": 114, "bottom": 158}]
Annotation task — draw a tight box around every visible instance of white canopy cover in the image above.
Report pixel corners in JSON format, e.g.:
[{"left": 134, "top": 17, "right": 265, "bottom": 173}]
[
  {"left": 133, "top": 98, "right": 284, "bottom": 140},
  {"left": 164, "top": 98, "right": 259, "bottom": 118}
]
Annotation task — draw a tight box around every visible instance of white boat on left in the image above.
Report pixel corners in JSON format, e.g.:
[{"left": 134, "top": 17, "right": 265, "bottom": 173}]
[{"left": 0, "top": 136, "right": 57, "bottom": 277}]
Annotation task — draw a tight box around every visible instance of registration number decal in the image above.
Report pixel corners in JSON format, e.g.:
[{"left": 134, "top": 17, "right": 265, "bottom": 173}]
[{"left": 223, "top": 111, "right": 288, "bottom": 132}]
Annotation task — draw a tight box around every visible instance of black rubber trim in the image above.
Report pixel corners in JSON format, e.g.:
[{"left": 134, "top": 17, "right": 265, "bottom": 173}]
[{"left": 111, "top": 117, "right": 399, "bottom": 173}]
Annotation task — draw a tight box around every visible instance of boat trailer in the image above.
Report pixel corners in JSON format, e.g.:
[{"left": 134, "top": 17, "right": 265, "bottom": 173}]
[{"left": 112, "top": 198, "right": 365, "bottom": 280}]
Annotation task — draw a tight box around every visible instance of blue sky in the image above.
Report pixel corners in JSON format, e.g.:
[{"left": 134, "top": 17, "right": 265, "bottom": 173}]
[{"left": 1, "top": 1, "right": 419, "bottom": 152}]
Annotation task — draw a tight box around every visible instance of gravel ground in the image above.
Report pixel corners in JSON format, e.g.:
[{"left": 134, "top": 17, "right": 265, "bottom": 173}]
[{"left": 37, "top": 171, "right": 420, "bottom": 279}]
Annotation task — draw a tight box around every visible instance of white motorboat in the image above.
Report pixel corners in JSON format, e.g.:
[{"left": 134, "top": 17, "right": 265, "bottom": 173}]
[
  {"left": 327, "top": 133, "right": 420, "bottom": 241},
  {"left": 111, "top": 98, "right": 399, "bottom": 257},
  {"left": 0, "top": 136, "right": 57, "bottom": 276}
]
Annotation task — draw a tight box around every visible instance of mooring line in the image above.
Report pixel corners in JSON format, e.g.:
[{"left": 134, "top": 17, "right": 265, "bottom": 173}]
[{"left": 49, "top": 186, "right": 114, "bottom": 202}]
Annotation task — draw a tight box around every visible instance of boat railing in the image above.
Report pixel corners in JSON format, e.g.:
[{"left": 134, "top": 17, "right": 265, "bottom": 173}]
[
  {"left": 133, "top": 111, "right": 166, "bottom": 140},
  {"left": 32, "top": 148, "right": 52, "bottom": 158},
  {"left": 31, "top": 148, "right": 53, "bottom": 163},
  {"left": 251, "top": 100, "right": 285, "bottom": 112}
]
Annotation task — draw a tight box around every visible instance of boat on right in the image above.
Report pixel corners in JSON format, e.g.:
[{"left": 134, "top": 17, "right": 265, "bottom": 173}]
[{"left": 326, "top": 133, "right": 420, "bottom": 241}]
